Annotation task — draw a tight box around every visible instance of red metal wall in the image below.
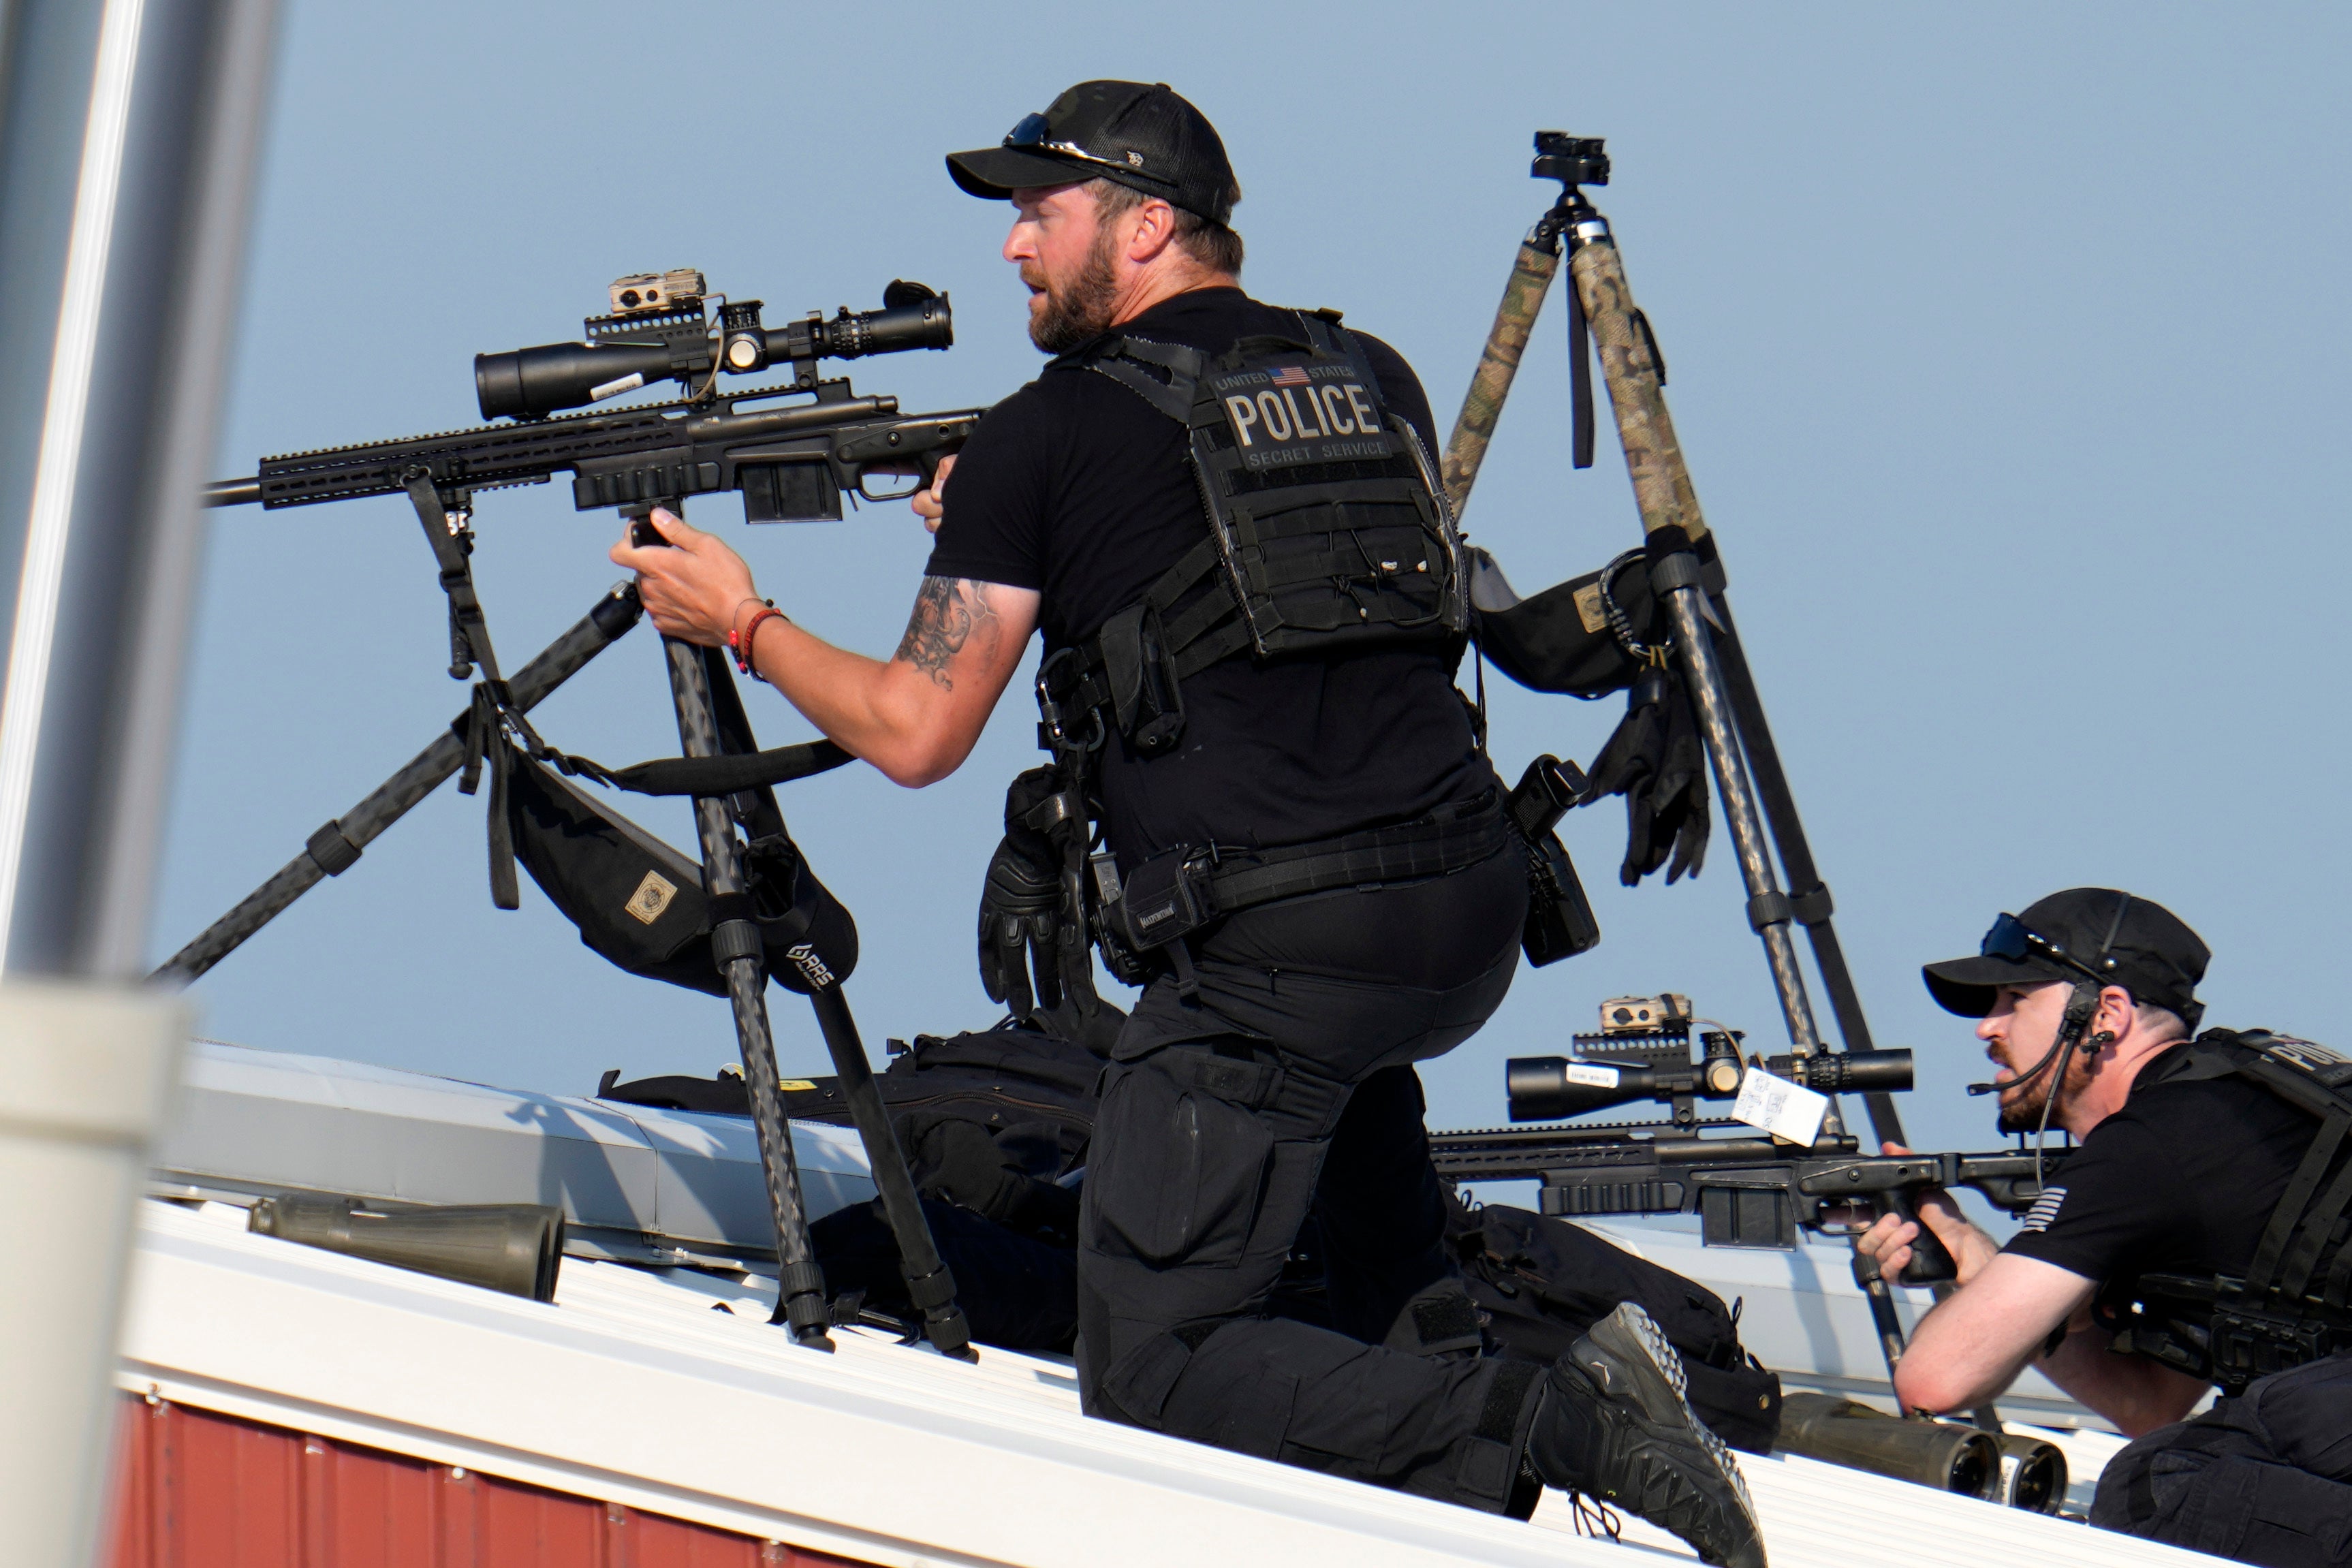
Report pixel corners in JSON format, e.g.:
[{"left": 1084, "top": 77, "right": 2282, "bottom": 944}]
[{"left": 105, "top": 1394, "right": 882, "bottom": 1568}]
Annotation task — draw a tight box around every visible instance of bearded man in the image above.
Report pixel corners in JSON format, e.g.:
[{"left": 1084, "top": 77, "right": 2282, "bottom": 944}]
[{"left": 613, "top": 80, "right": 1763, "bottom": 1566}]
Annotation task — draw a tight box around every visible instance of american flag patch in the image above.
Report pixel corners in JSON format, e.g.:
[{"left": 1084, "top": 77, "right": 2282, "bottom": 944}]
[
  {"left": 1268, "top": 365, "right": 1310, "bottom": 387},
  {"left": 2020, "top": 1187, "right": 2068, "bottom": 1232}
]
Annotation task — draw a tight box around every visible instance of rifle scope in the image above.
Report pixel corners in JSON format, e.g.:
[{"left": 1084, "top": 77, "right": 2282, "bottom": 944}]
[
  {"left": 475, "top": 277, "right": 952, "bottom": 422},
  {"left": 1507, "top": 1046, "right": 1913, "bottom": 1122}
]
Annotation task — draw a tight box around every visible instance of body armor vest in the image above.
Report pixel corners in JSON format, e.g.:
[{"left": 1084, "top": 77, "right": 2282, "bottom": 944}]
[
  {"left": 2099, "top": 1029, "right": 2352, "bottom": 1395},
  {"left": 1069, "top": 308, "right": 1468, "bottom": 755}
]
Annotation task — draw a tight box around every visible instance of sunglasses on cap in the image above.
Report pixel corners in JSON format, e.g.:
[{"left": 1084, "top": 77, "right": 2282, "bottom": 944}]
[
  {"left": 1003, "top": 112, "right": 1175, "bottom": 185},
  {"left": 1981, "top": 911, "right": 2117, "bottom": 988}
]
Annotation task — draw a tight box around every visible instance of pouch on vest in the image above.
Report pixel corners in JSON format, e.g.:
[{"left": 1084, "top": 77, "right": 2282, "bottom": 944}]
[
  {"left": 1112, "top": 849, "right": 1217, "bottom": 953},
  {"left": 505, "top": 747, "right": 858, "bottom": 997},
  {"left": 1095, "top": 601, "right": 1187, "bottom": 755},
  {"left": 1507, "top": 754, "right": 1602, "bottom": 967}
]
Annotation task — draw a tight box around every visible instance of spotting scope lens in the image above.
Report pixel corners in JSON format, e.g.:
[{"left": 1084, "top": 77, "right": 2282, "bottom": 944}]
[{"left": 1507, "top": 1048, "right": 1914, "bottom": 1122}]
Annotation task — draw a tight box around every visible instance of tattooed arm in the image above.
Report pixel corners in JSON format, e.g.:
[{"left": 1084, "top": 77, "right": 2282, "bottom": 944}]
[{"left": 612, "top": 507, "right": 1038, "bottom": 787}]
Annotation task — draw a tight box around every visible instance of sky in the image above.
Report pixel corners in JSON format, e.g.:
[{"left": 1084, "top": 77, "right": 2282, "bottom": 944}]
[{"left": 146, "top": 2, "right": 2352, "bottom": 1217}]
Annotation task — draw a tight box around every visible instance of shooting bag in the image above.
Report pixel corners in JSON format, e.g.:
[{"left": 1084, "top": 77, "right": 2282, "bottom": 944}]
[
  {"left": 505, "top": 753, "right": 858, "bottom": 997},
  {"left": 498, "top": 644, "right": 858, "bottom": 997}
]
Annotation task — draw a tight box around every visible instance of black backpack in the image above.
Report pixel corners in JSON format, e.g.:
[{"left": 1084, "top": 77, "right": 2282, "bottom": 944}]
[{"left": 1446, "top": 1193, "right": 1783, "bottom": 1454}]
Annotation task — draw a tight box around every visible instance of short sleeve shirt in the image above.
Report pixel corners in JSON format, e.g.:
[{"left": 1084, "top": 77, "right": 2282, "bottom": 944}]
[
  {"left": 924, "top": 286, "right": 1491, "bottom": 867},
  {"left": 1999, "top": 1041, "right": 2314, "bottom": 1289}
]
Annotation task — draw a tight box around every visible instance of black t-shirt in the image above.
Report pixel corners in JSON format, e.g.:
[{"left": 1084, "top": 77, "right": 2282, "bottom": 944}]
[
  {"left": 2000, "top": 1039, "right": 2314, "bottom": 1292},
  {"left": 924, "top": 286, "right": 1491, "bottom": 868}
]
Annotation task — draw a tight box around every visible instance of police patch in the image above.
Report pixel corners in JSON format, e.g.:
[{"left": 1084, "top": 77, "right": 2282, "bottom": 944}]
[
  {"left": 2020, "top": 1186, "right": 2068, "bottom": 1232},
  {"left": 1206, "top": 355, "right": 1399, "bottom": 473}
]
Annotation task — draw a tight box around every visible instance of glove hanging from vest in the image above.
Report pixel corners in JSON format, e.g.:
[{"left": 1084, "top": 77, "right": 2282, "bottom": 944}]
[
  {"left": 1584, "top": 664, "right": 1710, "bottom": 886},
  {"left": 979, "top": 766, "right": 1103, "bottom": 1025},
  {"left": 979, "top": 768, "right": 1067, "bottom": 1020}
]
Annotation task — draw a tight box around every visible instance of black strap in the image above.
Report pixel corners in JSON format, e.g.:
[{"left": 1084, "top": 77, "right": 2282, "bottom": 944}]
[
  {"left": 1202, "top": 796, "right": 1509, "bottom": 915},
  {"left": 2278, "top": 1150, "right": 2352, "bottom": 1301},
  {"left": 595, "top": 740, "right": 853, "bottom": 796},
  {"left": 2246, "top": 1110, "right": 2348, "bottom": 1296}
]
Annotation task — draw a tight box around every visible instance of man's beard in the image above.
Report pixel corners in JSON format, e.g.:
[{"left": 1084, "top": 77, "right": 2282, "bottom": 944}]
[
  {"left": 1994, "top": 1042, "right": 2095, "bottom": 1133},
  {"left": 1027, "top": 228, "right": 1121, "bottom": 354}
]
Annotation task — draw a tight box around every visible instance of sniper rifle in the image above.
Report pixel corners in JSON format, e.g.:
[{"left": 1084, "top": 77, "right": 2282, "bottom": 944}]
[
  {"left": 205, "top": 271, "right": 980, "bottom": 523},
  {"left": 1428, "top": 995, "right": 2068, "bottom": 1285}
]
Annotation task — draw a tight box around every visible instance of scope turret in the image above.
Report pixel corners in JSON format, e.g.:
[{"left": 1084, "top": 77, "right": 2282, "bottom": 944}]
[{"left": 475, "top": 276, "right": 952, "bottom": 421}]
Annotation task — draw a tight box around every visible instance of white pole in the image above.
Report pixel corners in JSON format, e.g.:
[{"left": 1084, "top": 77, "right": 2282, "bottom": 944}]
[{"left": 0, "top": 0, "right": 280, "bottom": 1560}]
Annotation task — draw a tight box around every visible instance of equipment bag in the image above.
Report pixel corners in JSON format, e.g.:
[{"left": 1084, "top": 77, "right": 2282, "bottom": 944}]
[
  {"left": 505, "top": 747, "right": 859, "bottom": 998},
  {"left": 1447, "top": 1192, "right": 1783, "bottom": 1454},
  {"left": 1470, "top": 546, "right": 1663, "bottom": 700}
]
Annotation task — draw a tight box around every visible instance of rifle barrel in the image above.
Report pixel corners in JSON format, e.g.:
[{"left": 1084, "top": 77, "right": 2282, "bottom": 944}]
[{"left": 206, "top": 477, "right": 259, "bottom": 507}]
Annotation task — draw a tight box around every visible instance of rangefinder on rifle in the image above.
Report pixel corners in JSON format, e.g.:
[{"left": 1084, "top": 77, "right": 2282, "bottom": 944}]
[
  {"left": 205, "top": 270, "right": 980, "bottom": 524},
  {"left": 1428, "top": 997, "right": 2067, "bottom": 1285}
]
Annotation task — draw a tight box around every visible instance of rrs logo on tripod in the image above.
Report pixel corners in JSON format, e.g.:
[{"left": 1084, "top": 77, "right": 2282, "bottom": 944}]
[{"left": 785, "top": 941, "right": 836, "bottom": 988}]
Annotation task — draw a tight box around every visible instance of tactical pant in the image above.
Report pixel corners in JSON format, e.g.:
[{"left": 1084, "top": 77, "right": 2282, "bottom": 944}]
[
  {"left": 2092, "top": 1351, "right": 2352, "bottom": 1567},
  {"left": 1073, "top": 905, "right": 1544, "bottom": 1513}
]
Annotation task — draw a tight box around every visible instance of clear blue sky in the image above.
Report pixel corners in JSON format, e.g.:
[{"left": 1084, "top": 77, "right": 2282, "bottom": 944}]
[{"left": 153, "top": 2, "right": 2351, "bottom": 1185}]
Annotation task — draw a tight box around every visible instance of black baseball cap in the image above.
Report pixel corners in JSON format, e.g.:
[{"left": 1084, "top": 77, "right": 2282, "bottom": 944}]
[
  {"left": 947, "top": 80, "right": 1238, "bottom": 228},
  {"left": 1922, "top": 888, "right": 2208, "bottom": 1029}
]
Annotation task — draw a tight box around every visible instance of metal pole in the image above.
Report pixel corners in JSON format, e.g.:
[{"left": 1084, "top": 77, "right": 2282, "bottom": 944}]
[
  {"left": 151, "top": 583, "right": 644, "bottom": 985},
  {"left": 0, "top": 1, "right": 280, "bottom": 1563},
  {"left": 659, "top": 619, "right": 834, "bottom": 1349},
  {"left": 806, "top": 983, "right": 976, "bottom": 1360},
  {"left": 0, "top": 0, "right": 280, "bottom": 977}
]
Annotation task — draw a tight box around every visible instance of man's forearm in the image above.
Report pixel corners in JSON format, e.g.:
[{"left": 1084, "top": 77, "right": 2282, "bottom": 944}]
[{"left": 750, "top": 617, "right": 966, "bottom": 786}]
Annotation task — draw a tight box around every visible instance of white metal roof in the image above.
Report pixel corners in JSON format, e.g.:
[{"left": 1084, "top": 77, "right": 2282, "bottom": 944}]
[{"left": 121, "top": 1187, "right": 2218, "bottom": 1568}]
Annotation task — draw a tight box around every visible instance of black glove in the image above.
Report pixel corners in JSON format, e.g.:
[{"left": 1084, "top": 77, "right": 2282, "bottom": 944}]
[
  {"left": 978, "top": 767, "right": 1076, "bottom": 1020},
  {"left": 1584, "top": 665, "right": 1710, "bottom": 885}
]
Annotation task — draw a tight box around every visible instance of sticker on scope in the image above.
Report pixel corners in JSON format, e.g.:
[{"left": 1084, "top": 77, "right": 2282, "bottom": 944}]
[
  {"left": 1563, "top": 1063, "right": 1622, "bottom": 1088},
  {"left": 1208, "top": 358, "right": 1399, "bottom": 472},
  {"left": 1732, "top": 1067, "right": 1830, "bottom": 1146}
]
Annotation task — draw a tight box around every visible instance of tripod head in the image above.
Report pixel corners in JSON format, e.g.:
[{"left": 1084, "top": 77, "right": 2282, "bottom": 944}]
[{"left": 1532, "top": 132, "right": 1609, "bottom": 191}]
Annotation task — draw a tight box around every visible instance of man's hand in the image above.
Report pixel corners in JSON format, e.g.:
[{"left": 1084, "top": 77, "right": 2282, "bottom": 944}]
[
  {"left": 1854, "top": 1141, "right": 2005, "bottom": 1285},
  {"left": 609, "top": 507, "right": 760, "bottom": 647},
  {"left": 911, "top": 454, "right": 956, "bottom": 535}
]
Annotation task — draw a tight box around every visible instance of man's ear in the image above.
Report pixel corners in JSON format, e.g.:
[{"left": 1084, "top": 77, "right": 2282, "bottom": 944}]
[
  {"left": 2092, "top": 984, "right": 2138, "bottom": 1048},
  {"left": 1123, "top": 196, "right": 1182, "bottom": 265}
]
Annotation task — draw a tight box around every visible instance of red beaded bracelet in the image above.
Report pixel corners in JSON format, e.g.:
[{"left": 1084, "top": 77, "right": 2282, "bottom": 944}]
[{"left": 728, "top": 602, "right": 784, "bottom": 677}]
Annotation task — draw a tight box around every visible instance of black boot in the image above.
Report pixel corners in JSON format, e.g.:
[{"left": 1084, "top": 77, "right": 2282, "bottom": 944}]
[{"left": 1525, "top": 1303, "right": 1766, "bottom": 1568}]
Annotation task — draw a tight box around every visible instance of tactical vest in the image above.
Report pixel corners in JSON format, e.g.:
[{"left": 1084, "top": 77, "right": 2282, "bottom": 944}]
[
  {"left": 1024, "top": 309, "right": 1496, "bottom": 993},
  {"left": 1053, "top": 309, "right": 1469, "bottom": 757},
  {"left": 2099, "top": 1029, "right": 2352, "bottom": 1395}
]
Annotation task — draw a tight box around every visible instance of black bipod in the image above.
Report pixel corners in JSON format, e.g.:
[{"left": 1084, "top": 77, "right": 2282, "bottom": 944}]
[{"left": 635, "top": 505, "right": 974, "bottom": 1362}]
